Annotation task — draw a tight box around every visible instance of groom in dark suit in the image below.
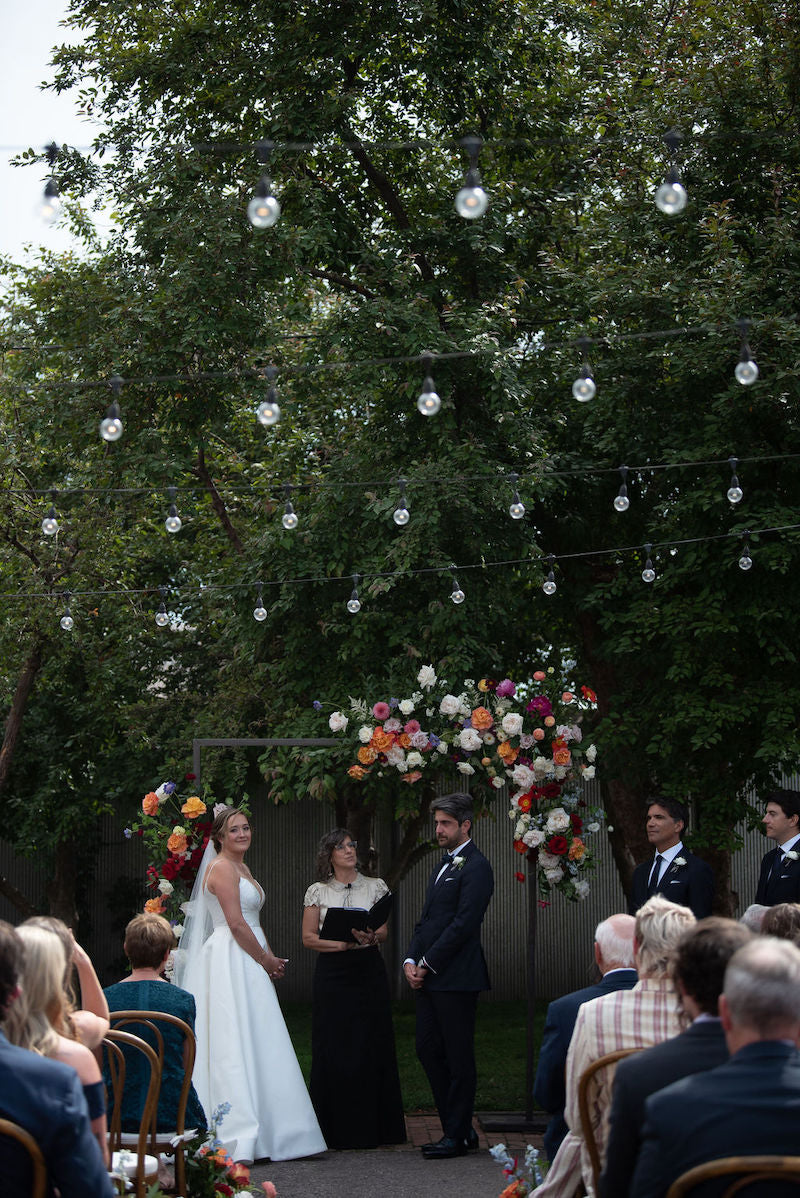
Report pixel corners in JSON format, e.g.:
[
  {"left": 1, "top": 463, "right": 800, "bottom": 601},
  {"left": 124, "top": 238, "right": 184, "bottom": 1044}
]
[
  {"left": 628, "top": 797, "right": 713, "bottom": 918},
  {"left": 754, "top": 788, "right": 800, "bottom": 905},
  {"left": 404, "top": 792, "right": 494, "bottom": 1159}
]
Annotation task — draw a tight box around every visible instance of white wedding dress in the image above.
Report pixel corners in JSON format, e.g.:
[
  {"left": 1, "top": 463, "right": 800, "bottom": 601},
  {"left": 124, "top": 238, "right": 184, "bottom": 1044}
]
[{"left": 188, "top": 874, "right": 326, "bottom": 1162}]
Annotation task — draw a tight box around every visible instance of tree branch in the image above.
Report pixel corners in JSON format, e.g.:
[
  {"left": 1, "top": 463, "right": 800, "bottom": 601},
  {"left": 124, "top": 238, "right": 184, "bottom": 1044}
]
[
  {"left": 307, "top": 268, "right": 377, "bottom": 300},
  {"left": 192, "top": 445, "right": 245, "bottom": 556}
]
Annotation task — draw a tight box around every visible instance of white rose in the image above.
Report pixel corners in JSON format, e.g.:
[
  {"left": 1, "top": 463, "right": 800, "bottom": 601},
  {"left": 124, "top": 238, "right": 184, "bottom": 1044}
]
[
  {"left": 173, "top": 923, "right": 184, "bottom": 938},
  {"left": 574, "top": 880, "right": 590, "bottom": 900},
  {"left": 439, "top": 694, "right": 460, "bottom": 716},
  {"left": 512, "top": 764, "right": 536, "bottom": 791},
  {"left": 523, "top": 828, "right": 545, "bottom": 848},
  {"left": 436, "top": 742, "right": 448, "bottom": 755},
  {"left": 515, "top": 818, "right": 530, "bottom": 837},
  {"left": 406, "top": 751, "right": 423, "bottom": 767},
  {"left": 399, "top": 699, "right": 415, "bottom": 715},
  {"left": 587, "top": 821, "right": 600, "bottom": 833},
  {"left": 582, "top": 765, "right": 596, "bottom": 780},
  {"left": 554, "top": 765, "right": 567, "bottom": 780},
  {"left": 157, "top": 879, "right": 174, "bottom": 896},
  {"left": 544, "top": 867, "right": 564, "bottom": 884},
  {"left": 491, "top": 777, "right": 505, "bottom": 789},
  {"left": 457, "top": 762, "right": 475, "bottom": 775},
  {"left": 459, "top": 728, "right": 482, "bottom": 752},
  {"left": 417, "top": 665, "right": 437, "bottom": 690},
  {"left": 395, "top": 759, "right": 409, "bottom": 773},
  {"left": 533, "top": 756, "right": 550, "bottom": 774},
  {"left": 502, "top": 713, "right": 523, "bottom": 737},
  {"left": 386, "top": 746, "right": 405, "bottom": 765},
  {"left": 586, "top": 743, "right": 597, "bottom": 763},
  {"left": 545, "top": 808, "right": 570, "bottom": 834},
  {"left": 358, "top": 724, "right": 373, "bottom": 743},
  {"left": 329, "top": 711, "right": 348, "bottom": 732}
]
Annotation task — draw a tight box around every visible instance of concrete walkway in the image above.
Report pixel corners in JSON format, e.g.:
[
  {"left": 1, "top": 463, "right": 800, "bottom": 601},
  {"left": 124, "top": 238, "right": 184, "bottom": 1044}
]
[{"left": 248, "top": 1114, "right": 546, "bottom": 1198}]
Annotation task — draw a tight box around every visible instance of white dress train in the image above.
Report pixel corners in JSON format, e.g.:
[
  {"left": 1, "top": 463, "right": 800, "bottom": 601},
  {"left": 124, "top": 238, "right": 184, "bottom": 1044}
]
[{"left": 190, "top": 876, "right": 326, "bottom": 1162}]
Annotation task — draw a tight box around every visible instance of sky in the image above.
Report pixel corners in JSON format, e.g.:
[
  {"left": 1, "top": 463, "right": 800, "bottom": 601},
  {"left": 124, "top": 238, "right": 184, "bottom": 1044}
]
[{"left": 0, "top": 0, "right": 98, "bottom": 264}]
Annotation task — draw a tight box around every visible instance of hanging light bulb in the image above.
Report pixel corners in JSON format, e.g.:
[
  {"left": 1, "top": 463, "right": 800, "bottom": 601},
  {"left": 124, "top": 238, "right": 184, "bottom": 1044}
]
[
  {"left": 739, "top": 532, "right": 753, "bottom": 571},
  {"left": 41, "top": 494, "right": 59, "bottom": 536},
  {"left": 654, "top": 129, "right": 688, "bottom": 215},
  {"left": 253, "top": 582, "right": 268, "bottom": 622},
  {"left": 508, "top": 473, "right": 525, "bottom": 520},
  {"left": 450, "top": 566, "right": 465, "bottom": 604},
  {"left": 256, "top": 365, "right": 281, "bottom": 426},
  {"left": 38, "top": 142, "right": 63, "bottom": 225},
  {"left": 734, "top": 321, "right": 759, "bottom": 385},
  {"left": 572, "top": 339, "right": 596, "bottom": 402},
  {"left": 542, "top": 554, "right": 557, "bottom": 595},
  {"left": 346, "top": 574, "right": 361, "bottom": 614},
  {"left": 727, "top": 456, "right": 743, "bottom": 504},
  {"left": 155, "top": 586, "right": 170, "bottom": 627},
  {"left": 641, "top": 543, "right": 656, "bottom": 583},
  {"left": 613, "top": 465, "right": 630, "bottom": 512},
  {"left": 59, "top": 592, "right": 74, "bottom": 631},
  {"left": 454, "top": 135, "right": 489, "bottom": 219},
  {"left": 164, "top": 487, "right": 182, "bottom": 533},
  {"left": 393, "top": 477, "right": 410, "bottom": 526},
  {"left": 417, "top": 355, "right": 441, "bottom": 416},
  {"left": 281, "top": 483, "right": 298, "bottom": 530},
  {"left": 100, "top": 374, "right": 124, "bottom": 442},
  {"left": 247, "top": 139, "right": 281, "bottom": 228}
]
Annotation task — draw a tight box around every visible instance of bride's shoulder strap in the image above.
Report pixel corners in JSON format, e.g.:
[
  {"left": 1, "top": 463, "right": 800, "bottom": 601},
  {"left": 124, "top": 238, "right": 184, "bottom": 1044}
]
[{"left": 202, "top": 856, "right": 225, "bottom": 891}]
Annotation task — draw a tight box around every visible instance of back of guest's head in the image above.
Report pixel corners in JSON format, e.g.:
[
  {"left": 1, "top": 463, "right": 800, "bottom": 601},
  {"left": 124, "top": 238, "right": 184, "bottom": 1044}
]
[
  {"left": 761, "top": 903, "right": 800, "bottom": 941},
  {"left": 595, "top": 914, "right": 636, "bottom": 969},
  {"left": 764, "top": 788, "right": 800, "bottom": 824},
  {"left": 634, "top": 896, "right": 696, "bottom": 976},
  {"left": 124, "top": 913, "right": 176, "bottom": 969},
  {"left": 22, "top": 915, "right": 75, "bottom": 996},
  {"left": 433, "top": 792, "right": 473, "bottom": 829},
  {"left": 0, "top": 920, "right": 23, "bottom": 1013},
  {"left": 739, "top": 904, "right": 769, "bottom": 933},
  {"left": 4, "top": 925, "right": 67, "bottom": 1056},
  {"left": 724, "top": 937, "right": 800, "bottom": 1036},
  {"left": 646, "top": 795, "right": 689, "bottom": 829},
  {"left": 671, "top": 917, "right": 752, "bottom": 1017},
  {"left": 210, "top": 805, "right": 249, "bottom": 852}
]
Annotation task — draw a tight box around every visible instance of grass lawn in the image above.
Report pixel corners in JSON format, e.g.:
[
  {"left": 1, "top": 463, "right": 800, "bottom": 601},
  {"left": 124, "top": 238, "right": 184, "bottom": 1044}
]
[{"left": 283, "top": 999, "right": 543, "bottom": 1112}]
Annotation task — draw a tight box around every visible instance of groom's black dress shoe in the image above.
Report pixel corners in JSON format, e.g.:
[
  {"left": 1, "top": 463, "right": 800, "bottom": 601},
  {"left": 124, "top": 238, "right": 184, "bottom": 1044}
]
[
  {"left": 421, "top": 1136, "right": 469, "bottom": 1159},
  {"left": 465, "top": 1127, "right": 480, "bottom": 1151}
]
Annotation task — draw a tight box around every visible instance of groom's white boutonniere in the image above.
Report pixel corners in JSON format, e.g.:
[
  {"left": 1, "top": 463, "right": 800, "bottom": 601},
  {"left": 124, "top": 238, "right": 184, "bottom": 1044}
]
[
  {"left": 452, "top": 855, "right": 466, "bottom": 870},
  {"left": 785, "top": 850, "right": 799, "bottom": 861},
  {"left": 672, "top": 857, "right": 687, "bottom": 868}
]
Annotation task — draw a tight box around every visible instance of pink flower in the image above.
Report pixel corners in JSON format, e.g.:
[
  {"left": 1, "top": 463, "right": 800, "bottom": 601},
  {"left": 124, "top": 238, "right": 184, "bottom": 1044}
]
[
  {"left": 372, "top": 701, "right": 391, "bottom": 720},
  {"left": 533, "top": 670, "right": 546, "bottom": 681},
  {"left": 384, "top": 717, "right": 402, "bottom": 733},
  {"left": 561, "top": 691, "right": 575, "bottom": 703},
  {"left": 403, "top": 719, "right": 421, "bottom": 735},
  {"left": 261, "top": 1184, "right": 278, "bottom": 1198},
  {"left": 496, "top": 678, "right": 516, "bottom": 698}
]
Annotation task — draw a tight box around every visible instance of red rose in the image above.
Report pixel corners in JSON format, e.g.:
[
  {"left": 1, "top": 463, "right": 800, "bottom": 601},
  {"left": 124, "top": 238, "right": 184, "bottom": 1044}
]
[
  {"left": 185, "top": 772, "right": 197, "bottom": 781},
  {"left": 571, "top": 814, "right": 583, "bottom": 834},
  {"left": 515, "top": 871, "right": 526, "bottom": 883},
  {"left": 161, "top": 857, "right": 181, "bottom": 880},
  {"left": 513, "top": 839, "right": 528, "bottom": 855},
  {"left": 546, "top": 836, "right": 569, "bottom": 856}
]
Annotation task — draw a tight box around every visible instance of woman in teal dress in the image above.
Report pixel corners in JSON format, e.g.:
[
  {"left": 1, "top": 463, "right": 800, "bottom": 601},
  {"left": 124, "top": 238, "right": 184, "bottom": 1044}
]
[{"left": 103, "top": 912, "right": 206, "bottom": 1133}]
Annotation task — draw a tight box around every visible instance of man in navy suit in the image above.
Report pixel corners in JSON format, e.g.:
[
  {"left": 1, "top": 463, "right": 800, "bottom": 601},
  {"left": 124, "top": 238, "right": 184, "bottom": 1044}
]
[
  {"left": 599, "top": 917, "right": 751, "bottom": 1198},
  {"left": 404, "top": 792, "right": 494, "bottom": 1159},
  {"left": 754, "top": 788, "right": 800, "bottom": 905},
  {"left": 631, "top": 936, "right": 800, "bottom": 1198},
  {"left": 628, "top": 797, "right": 713, "bottom": 919},
  {"left": 534, "top": 913, "right": 637, "bottom": 1163},
  {"left": 0, "top": 919, "right": 113, "bottom": 1198}
]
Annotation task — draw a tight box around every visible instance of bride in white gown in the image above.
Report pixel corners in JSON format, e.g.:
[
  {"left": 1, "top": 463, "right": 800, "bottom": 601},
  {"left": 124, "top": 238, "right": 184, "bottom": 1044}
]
[{"left": 173, "top": 805, "right": 326, "bottom": 1163}]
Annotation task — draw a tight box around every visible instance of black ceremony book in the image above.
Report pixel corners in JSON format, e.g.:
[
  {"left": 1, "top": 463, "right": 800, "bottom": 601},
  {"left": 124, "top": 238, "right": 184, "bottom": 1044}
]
[{"left": 319, "top": 890, "right": 393, "bottom": 942}]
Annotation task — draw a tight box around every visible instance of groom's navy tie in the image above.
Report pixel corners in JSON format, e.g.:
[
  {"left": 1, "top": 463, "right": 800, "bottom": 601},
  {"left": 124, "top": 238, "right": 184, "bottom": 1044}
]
[{"left": 647, "top": 854, "right": 663, "bottom": 897}]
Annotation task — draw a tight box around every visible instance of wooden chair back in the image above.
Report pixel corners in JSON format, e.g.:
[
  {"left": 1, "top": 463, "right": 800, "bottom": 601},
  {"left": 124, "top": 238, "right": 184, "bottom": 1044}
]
[
  {"left": 577, "top": 1047, "right": 642, "bottom": 1194},
  {"left": 0, "top": 1117, "right": 47, "bottom": 1198},
  {"left": 666, "top": 1155, "right": 800, "bottom": 1197},
  {"left": 103, "top": 1027, "right": 161, "bottom": 1198}
]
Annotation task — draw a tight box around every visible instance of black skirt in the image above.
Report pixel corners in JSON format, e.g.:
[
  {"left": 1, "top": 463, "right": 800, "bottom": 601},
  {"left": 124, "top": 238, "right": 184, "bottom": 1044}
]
[{"left": 310, "top": 948, "right": 406, "bottom": 1148}]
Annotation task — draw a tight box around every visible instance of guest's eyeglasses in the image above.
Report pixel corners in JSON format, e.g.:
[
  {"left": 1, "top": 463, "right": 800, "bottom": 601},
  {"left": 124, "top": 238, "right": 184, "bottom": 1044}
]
[{"left": 336, "top": 841, "right": 357, "bottom": 851}]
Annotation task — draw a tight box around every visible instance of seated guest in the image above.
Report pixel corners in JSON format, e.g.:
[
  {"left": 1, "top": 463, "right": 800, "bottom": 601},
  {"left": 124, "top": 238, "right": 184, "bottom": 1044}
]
[
  {"left": 761, "top": 901, "right": 800, "bottom": 940},
  {"left": 5, "top": 924, "right": 108, "bottom": 1164},
  {"left": 0, "top": 920, "right": 113, "bottom": 1198},
  {"left": 628, "top": 797, "right": 713, "bottom": 919},
  {"left": 534, "top": 913, "right": 636, "bottom": 1163},
  {"left": 632, "top": 937, "right": 800, "bottom": 1198},
  {"left": 599, "top": 917, "right": 752, "bottom": 1198},
  {"left": 533, "top": 896, "right": 695, "bottom": 1198},
  {"left": 22, "top": 915, "right": 109, "bottom": 1050},
  {"left": 104, "top": 912, "right": 206, "bottom": 1133},
  {"left": 738, "top": 903, "right": 768, "bottom": 932}
]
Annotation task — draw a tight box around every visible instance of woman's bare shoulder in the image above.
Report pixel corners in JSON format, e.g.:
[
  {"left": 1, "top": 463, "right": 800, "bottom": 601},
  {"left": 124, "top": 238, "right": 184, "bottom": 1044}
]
[{"left": 55, "top": 1034, "right": 101, "bottom": 1083}]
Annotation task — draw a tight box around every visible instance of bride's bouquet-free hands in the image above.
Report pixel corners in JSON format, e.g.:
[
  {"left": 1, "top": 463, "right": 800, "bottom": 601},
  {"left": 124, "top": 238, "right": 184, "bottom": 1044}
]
[{"left": 262, "top": 951, "right": 288, "bottom": 981}]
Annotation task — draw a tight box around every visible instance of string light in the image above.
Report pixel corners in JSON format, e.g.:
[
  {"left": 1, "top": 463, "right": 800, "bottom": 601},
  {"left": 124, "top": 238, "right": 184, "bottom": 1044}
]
[
  {"left": 454, "top": 135, "right": 488, "bottom": 219},
  {"left": 450, "top": 566, "right": 465, "bottom": 604},
  {"left": 155, "top": 586, "right": 170, "bottom": 627},
  {"left": 654, "top": 128, "right": 688, "bottom": 215},
  {"left": 256, "top": 366, "right": 281, "bottom": 426},
  {"left": 393, "top": 477, "right": 410, "bottom": 526},
  {"left": 253, "top": 582, "right": 267, "bottom": 622},
  {"left": 613, "top": 465, "right": 630, "bottom": 512},
  {"left": 59, "top": 592, "right": 74, "bottom": 631},
  {"left": 41, "top": 494, "right": 60, "bottom": 536},
  {"left": 739, "top": 531, "right": 753, "bottom": 571},
  {"left": 247, "top": 140, "right": 281, "bottom": 229},
  {"left": 417, "top": 355, "right": 441, "bottom": 416},
  {"left": 727, "top": 457, "right": 743, "bottom": 504},
  {"left": 542, "top": 554, "right": 557, "bottom": 595},
  {"left": 99, "top": 374, "right": 124, "bottom": 442},
  {"left": 281, "top": 483, "right": 298, "bottom": 530},
  {"left": 734, "top": 320, "right": 759, "bottom": 385},
  {"left": 641, "top": 543, "right": 656, "bottom": 583},
  {"left": 508, "top": 473, "right": 525, "bottom": 520},
  {"left": 572, "top": 339, "right": 596, "bottom": 402},
  {"left": 346, "top": 574, "right": 361, "bottom": 614},
  {"left": 164, "top": 487, "right": 182, "bottom": 533},
  {"left": 38, "top": 142, "right": 63, "bottom": 225}
]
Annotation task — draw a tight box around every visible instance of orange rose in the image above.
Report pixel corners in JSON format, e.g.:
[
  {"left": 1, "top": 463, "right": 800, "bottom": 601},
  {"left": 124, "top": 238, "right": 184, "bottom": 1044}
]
[
  {"left": 357, "top": 746, "right": 378, "bottom": 765},
  {"left": 544, "top": 715, "right": 556, "bottom": 727},
  {"left": 497, "top": 741, "right": 518, "bottom": 763},
  {"left": 167, "top": 832, "right": 188, "bottom": 854},
  {"left": 470, "top": 706, "right": 493, "bottom": 731},
  {"left": 229, "top": 1163, "right": 250, "bottom": 1184},
  {"left": 181, "top": 795, "right": 207, "bottom": 820},
  {"left": 533, "top": 728, "right": 545, "bottom": 741},
  {"left": 142, "top": 792, "right": 159, "bottom": 816},
  {"left": 569, "top": 838, "right": 585, "bottom": 861},
  {"left": 400, "top": 770, "right": 423, "bottom": 784},
  {"left": 500, "top": 1180, "right": 526, "bottom": 1198},
  {"left": 371, "top": 729, "right": 393, "bottom": 753},
  {"left": 144, "top": 897, "right": 166, "bottom": 914},
  {"left": 348, "top": 764, "right": 366, "bottom": 780},
  {"left": 481, "top": 757, "right": 492, "bottom": 766},
  {"left": 398, "top": 733, "right": 412, "bottom": 748},
  {"left": 553, "top": 747, "right": 571, "bottom": 766}
]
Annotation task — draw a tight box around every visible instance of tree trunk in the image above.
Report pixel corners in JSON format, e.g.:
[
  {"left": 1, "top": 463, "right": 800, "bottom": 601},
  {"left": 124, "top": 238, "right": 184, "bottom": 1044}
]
[
  {"left": 0, "top": 635, "right": 45, "bottom": 797},
  {"left": 47, "top": 839, "right": 80, "bottom": 930},
  {"left": 0, "top": 875, "right": 36, "bottom": 918}
]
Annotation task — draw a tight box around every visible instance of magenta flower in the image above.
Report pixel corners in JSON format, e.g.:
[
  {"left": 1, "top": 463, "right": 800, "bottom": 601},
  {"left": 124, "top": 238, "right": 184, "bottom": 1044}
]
[
  {"left": 496, "top": 678, "right": 516, "bottom": 698},
  {"left": 528, "top": 696, "right": 553, "bottom": 718},
  {"left": 404, "top": 719, "right": 421, "bottom": 735},
  {"left": 372, "top": 701, "right": 391, "bottom": 720}
]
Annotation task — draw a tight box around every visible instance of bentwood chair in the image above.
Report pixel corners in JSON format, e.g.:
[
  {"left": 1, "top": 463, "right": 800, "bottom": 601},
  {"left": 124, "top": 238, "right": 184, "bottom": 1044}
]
[
  {"left": 667, "top": 1155, "right": 800, "bottom": 1197},
  {"left": 109, "top": 1009, "right": 197, "bottom": 1196},
  {"left": 0, "top": 1117, "right": 47, "bottom": 1198},
  {"left": 103, "top": 1028, "right": 161, "bottom": 1198},
  {"left": 576, "top": 1047, "right": 643, "bottom": 1195}
]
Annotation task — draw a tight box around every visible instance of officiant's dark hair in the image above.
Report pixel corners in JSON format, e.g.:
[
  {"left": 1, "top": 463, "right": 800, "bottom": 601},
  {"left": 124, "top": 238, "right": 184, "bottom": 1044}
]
[
  {"left": 433, "top": 792, "right": 473, "bottom": 830},
  {"left": 316, "top": 828, "right": 354, "bottom": 880},
  {"left": 647, "top": 795, "right": 689, "bottom": 830}
]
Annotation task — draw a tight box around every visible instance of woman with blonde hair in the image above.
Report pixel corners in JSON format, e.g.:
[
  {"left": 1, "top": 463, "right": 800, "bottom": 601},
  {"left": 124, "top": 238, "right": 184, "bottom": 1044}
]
[
  {"left": 22, "top": 914, "right": 109, "bottom": 1050},
  {"left": 4, "top": 924, "right": 108, "bottom": 1163}
]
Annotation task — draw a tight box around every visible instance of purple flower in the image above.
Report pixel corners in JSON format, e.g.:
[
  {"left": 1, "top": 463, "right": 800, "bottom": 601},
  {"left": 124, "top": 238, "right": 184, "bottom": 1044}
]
[
  {"left": 162, "top": 781, "right": 176, "bottom": 795},
  {"left": 123, "top": 828, "right": 132, "bottom": 839},
  {"left": 429, "top": 733, "right": 441, "bottom": 747},
  {"left": 313, "top": 700, "right": 323, "bottom": 711},
  {"left": 496, "top": 678, "right": 516, "bottom": 698},
  {"left": 389, "top": 697, "right": 398, "bottom": 709}
]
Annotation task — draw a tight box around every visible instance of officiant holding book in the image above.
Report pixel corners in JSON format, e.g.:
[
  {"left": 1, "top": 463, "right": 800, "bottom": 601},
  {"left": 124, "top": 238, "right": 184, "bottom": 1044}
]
[{"left": 302, "top": 828, "right": 406, "bottom": 1148}]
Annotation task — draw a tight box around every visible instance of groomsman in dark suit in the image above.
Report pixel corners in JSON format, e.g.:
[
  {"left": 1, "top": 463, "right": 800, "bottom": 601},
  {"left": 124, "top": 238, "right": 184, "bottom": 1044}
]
[
  {"left": 628, "top": 797, "right": 713, "bottom": 919},
  {"left": 404, "top": 792, "right": 494, "bottom": 1159},
  {"left": 754, "top": 788, "right": 800, "bottom": 905}
]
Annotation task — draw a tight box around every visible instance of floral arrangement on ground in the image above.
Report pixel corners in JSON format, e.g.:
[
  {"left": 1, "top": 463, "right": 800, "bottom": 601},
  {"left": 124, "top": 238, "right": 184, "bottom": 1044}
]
[
  {"left": 321, "top": 663, "right": 604, "bottom": 901},
  {"left": 490, "top": 1142, "right": 544, "bottom": 1198},
  {"left": 137, "top": 1104, "right": 276, "bottom": 1198}
]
